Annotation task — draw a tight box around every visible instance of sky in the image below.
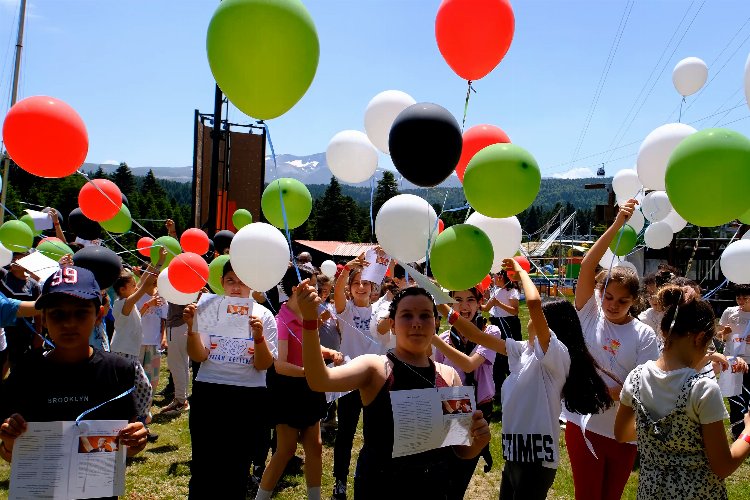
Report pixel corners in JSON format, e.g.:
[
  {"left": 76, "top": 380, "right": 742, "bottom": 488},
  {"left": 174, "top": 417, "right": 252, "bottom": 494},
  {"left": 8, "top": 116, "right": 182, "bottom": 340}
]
[{"left": 0, "top": 0, "right": 749, "bottom": 179}]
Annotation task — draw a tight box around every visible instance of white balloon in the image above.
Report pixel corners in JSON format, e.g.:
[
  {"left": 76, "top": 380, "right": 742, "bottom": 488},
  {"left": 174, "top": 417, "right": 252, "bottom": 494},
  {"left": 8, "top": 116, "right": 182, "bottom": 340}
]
[
  {"left": 612, "top": 169, "right": 642, "bottom": 201},
  {"left": 662, "top": 210, "right": 688, "bottom": 233},
  {"left": 326, "top": 130, "right": 379, "bottom": 184},
  {"left": 375, "top": 194, "right": 437, "bottom": 262},
  {"left": 0, "top": 243, "right": 11, "bottom": 267},
  {"left": 637, "top": 123, "right": 697, "bottom": 191},
  {"left": 745, "top": 53, "right": 750, "bottom": 112},
  {"left": 641, "top": 191, "right": 672, "bottom": 222},
  {"left": 627, "top": 209, "right": 645, "bottom": 233},
  {"left": 321, "top": 260, "right": 337, "bottom": 278},
  {"left": 364, "top": 90, "right": 417, "bottom": 154},
  {"left": 721, "top": 239, "right": 750, "bottom": 284},
  {"left": 157, "top": 269, "right": 199, "bottom": 305},
  {"left": 644, "top": 221, "right": 673, "bottom": 249},
  {"left": 599, "top": 248, "right": 622, "bottom": 270},
  {"left": 229, "top": 222, "right": 291, "bottom": 292},
  {"left": 465, "top": 213, "right": 522, "bottom": 273},
  {"left": 672, "top": 57, "right": 708, "bottom": 97},
  {"left": 616, "top": 190, "right": 644, "bottom": 207},
  {"left": 743, "top": 231, "right": 750, "bottom": 241}
]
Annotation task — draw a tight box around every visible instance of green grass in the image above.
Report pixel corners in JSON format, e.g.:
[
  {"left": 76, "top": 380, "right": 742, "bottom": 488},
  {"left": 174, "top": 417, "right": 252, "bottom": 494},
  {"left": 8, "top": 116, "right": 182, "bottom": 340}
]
[{"left": 1, "top": 302, "right": 748, "bottom": 499}]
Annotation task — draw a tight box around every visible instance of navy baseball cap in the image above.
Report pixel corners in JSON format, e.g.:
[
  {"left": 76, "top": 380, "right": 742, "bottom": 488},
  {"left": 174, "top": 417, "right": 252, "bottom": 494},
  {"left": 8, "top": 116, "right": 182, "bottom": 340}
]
[{"left": 35, "top": 266, "right": 102, "bottom": 309}]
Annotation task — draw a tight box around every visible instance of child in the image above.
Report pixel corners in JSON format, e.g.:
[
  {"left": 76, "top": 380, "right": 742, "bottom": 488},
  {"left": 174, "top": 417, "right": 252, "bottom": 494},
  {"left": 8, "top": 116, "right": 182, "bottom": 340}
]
[
  {"left": 432, "top": 286, "right": 501, "bottom": 496},
  {"left": 255, "top": 264, "right": 343, "bottom": 500},
  {"left": 316, "top": 275, "right": 340, "bottom": 353},
  {"left": 0, "top": 267, "right": 151, "bottom": 479},
  {"left": 136, "top": 281, "right": 167, "bottom": 396},
  {"left": 616, "top": 285, "right": 750, "bottom": 499},
  {"left": 718, "top": 283, "right": 750, "bottom": 440},
  {"left": 300, "top": 284, "right": 490, "bottom": 499},
  {"left": 184, "top": 260, "right": 277, "bottom": 499},
  {"left": 434, "top": 258, "right": 612, "bottom": 499},
  {"left": 565, "top": 198, "right": 659, "bottom": 500},
  {"left": 483, "top": 270, "right": 520, "bottom": 405}
]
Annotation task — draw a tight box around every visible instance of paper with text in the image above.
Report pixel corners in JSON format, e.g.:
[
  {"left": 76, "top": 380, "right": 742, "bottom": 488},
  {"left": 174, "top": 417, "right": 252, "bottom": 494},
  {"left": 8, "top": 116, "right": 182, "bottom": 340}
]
[{"left": 198, "top": 294, "right": 256, "bottom": 366}]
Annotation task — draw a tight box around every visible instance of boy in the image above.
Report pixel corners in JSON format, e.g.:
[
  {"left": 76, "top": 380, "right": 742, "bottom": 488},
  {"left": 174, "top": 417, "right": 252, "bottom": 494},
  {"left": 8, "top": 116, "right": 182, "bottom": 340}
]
[
  {"left": 719, "top": 283, "right": 750, "bottom": 439},
  {"left": 0, "top": 266, "right": 151, "bottom": 476}
]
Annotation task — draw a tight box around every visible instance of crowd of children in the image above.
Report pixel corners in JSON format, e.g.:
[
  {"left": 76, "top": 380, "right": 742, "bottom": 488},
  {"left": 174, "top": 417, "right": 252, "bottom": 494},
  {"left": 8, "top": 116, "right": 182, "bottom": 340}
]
[{"left": 0, "top": 208, "right": 750, "bottom": 500}]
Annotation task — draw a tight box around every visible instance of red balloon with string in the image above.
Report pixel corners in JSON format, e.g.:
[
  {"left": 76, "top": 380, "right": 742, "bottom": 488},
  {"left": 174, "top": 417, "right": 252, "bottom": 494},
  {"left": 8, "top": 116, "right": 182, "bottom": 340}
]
[
  {"left": 438, "top": 219, "right": 445, "bottom": 234},
  {"left": 137, "top": 237, "right": 154, "bottom": 257},
  {"left": 2, "top": 96, "right": 89, "bottom": 178},
  {"left": 435, "top": 0, "right": 515, "bottom": 81},
  {"left": 456, "top": 124, "right": 511, "bottom": 182},
  {"left": 476, "top": 274, "right": 492, "bottom": 293},
  {"left": 180, "top": 228, "right": 210, "bottom": 255},
  {"left": 168, "top": 252, "right": 209, "bottom": 293},
  {"left": 78, "top": 179, "right": 122, "bottom": 221},
  {"left": 506, "top": 255, "right": 531, "bottom": 280}
]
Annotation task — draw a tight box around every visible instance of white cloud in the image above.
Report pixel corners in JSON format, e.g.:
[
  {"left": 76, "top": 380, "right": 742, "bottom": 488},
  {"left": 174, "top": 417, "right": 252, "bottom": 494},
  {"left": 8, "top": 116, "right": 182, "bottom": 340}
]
[
  {"left": 100, "top": 160, "right": 119, "bottom": 165},
  {"left": 550, "top": 167, "right": 595, "bottom": 179}
]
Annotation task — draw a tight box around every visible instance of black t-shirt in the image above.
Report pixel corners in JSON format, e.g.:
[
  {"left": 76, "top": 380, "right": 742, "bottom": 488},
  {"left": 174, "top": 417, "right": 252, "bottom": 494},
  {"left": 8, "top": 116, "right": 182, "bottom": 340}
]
[{"left": 1, "top": 349, "right": 137, "bottom": 422}]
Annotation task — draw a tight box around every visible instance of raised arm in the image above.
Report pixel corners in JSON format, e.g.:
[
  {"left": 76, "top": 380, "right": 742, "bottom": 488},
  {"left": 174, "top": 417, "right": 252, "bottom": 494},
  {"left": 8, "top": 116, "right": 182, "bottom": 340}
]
[
  {"left": 576, "top": 199, "right": 637, "bottom": 311},
  {"left": 504, "top": 258, "right": 550, "bottom": 352},
  {"left": 432, "top": 335, "right": 487, "bottom": 372},
  {"left": 437, "top": 303, "right": 506, "bottom": 355},
  {"left": 122, "top": 248, "right": 166, "bottom": 316},
  {"left": 183, "top": 303, "right": 209, "bottom": 362},
  {"left": 49, "top": 209, "right": 67, "bottom": 243}
]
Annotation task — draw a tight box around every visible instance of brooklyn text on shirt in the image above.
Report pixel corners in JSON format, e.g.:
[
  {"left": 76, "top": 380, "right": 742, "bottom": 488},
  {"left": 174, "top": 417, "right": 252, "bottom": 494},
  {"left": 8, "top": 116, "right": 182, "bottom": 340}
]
[{"left": 48, "top": 394, "right": 90, "bottom": 404}]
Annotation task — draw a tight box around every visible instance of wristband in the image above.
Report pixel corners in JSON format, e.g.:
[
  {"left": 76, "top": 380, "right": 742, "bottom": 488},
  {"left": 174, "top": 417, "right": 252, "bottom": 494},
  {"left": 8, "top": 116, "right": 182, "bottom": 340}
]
[
  {"left": 447, "top": 309, "right": 460, "bottom": 326},
  {"left": 739, "top": 433, "right": 750, "bottom": 444},
  {"left": 253, "top": 334, "right": 265, "bottom": 344},
  {"left": 302, "top": 319, "right": 318, "bottom": 331}
]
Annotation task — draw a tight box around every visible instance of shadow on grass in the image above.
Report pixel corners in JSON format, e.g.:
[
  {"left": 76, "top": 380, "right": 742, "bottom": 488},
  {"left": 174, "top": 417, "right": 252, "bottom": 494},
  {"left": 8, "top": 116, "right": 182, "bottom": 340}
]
[
  {"left": 168, "top": 460, "right": 192, "bottom": 477},
  {"left": 148, "top": 444, "right": 180, "bottom": 454},
  {"left": 0, "top": 479, "right": 8, "bottom": 490},
  {"left": 151, "top": 412, "right": 186, "bottom": 425},
  {"left": 127, "top": 456, "right": 148, "bottom": 465}
]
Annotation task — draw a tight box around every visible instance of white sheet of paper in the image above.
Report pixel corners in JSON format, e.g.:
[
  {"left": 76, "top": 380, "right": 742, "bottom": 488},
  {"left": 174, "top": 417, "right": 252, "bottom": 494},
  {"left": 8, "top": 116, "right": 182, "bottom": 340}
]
[
  {"left": 10, "top": 420, "right": 127, "bottom": 500},
  {"left": 16, "top": 251, "right": 60, "bottom": 284},
  {"left": 389, "top": 386, "right": 475, "bottom": 458},
  {"left": 24, "top": 209, "right": 53, "bottom": 231},
  {"left": 361, "top": 249, "right": 390, "bottom": 286},
  {"left": 197, "top": 294, "right": 257, "bottom": 366},
  {"left": 401, "top": 263, "right": 454, "bottom": 305}
]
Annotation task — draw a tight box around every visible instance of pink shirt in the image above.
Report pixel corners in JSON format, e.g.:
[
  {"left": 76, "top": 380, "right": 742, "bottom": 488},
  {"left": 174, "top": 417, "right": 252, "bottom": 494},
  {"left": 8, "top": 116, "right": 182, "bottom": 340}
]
[{"left": 276, "top": 303, "right": 304, "bottom": 367}]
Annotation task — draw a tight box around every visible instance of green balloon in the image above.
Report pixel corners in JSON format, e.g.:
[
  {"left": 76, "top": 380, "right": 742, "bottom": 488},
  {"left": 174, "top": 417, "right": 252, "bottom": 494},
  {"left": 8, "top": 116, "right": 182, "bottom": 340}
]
[
  {"left": 261, "top": 178, "right": 312, "bottom": 229},
  {"left": 609, "top": 224, "right": 637, "bottom": 257},
  {"left": 463, "top": 143, "right": 541, "bottom": 218},
  {"left": 206, "top": 0, "right": 319, "bottom": 120},
  {"left": 666, "top": 128, "right": 750, "bottom": 227},
  {"left": 150, "top": 236, "right": 181, "bottom": 266},
  {"left": 37, "top": 239, "right": 73, "bottom": 261},
  {"left": 20, "top": 214, "right": 42, "bottom": 237},
  {"left": 100, "top": 204, "right": 132, "bottom": 234},
  {"left": 208, "top": 255, "right": 231, "bottom": 295},
  {"left": 232, "top": 209, "right": 253, "bottom": 230},
  {"left": 430, "top": 224, "right": 493, "bottom": 291},
  {"left": 0, "top": 220, "right": 33, "bottom": 253}
]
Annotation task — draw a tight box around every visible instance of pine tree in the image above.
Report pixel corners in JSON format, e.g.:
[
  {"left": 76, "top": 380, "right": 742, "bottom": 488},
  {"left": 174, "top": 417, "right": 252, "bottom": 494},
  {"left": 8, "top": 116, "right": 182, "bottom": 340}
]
[
  {"left": 113, "top": 162, "right": 137, "bottom": 198},
  {"left": 314, "top": 177, "right": 353, "bottom": 241},
  {"left": 92, "top": 166, "right": 109, "bottom": 179},
  {"left": 372, "top": 171, "right": 399, "bottom": 219},
  {"left": 142, "top": 169, "right": 167, "bottom": 199}
]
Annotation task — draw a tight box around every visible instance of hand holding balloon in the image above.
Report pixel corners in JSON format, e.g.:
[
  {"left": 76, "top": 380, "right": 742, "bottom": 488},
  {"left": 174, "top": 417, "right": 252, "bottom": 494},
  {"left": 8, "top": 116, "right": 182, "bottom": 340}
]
[
  {"left": 296, "top": 279, "right": 323, "bottom": 321},
  {"left": 615, "top": 199, "right": 638, "bottom": 226},
  {"left": 502, "top": 258, "right": 523, "bottom": 275}
]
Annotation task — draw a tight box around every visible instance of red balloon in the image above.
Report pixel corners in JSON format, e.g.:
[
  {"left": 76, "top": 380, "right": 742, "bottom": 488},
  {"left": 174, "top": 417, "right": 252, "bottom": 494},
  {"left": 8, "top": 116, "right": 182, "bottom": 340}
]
[
  {"left": 180, "top": 228, "right": 210, "bottom": 255},
  {"left": 456, "top": 124, "right": 511, "bottom": 182},
  {"left": 168, "top": 252, "right": 209, "bottom": 293},
  {"left": 37, "top": 236, "right": 64, "bottom": 247},
  {"left": 137, "top": 237, "right": 154, "bottom": 257},
  {"left": 78, "top": 179, "right": 122, "bottom": 221},
  {"left": 438, "top": 219, "right": 445, "bottom": 234},
  {"left": 2, "top": 96, "right": 88, "bottom": 178},
  {"left": 435, "top": 0, "right": 515, "bottom": 81},
  {"left": 477, "top": 274, "right": 492, "bottom": 293},
  {"left": 507, "top": 255, "right": 531, "bottom": 280}
]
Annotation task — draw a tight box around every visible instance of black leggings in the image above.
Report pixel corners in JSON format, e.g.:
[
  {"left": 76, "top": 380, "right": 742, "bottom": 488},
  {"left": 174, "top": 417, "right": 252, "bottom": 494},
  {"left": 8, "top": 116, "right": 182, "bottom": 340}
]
[
  {"left": 499, "top": 461, "right": 557, "bottom": 500},
  {"left": 729, "top": 372, "right": 750, "bottom": 439},
  {"left": 333, "top": 390, "right": 363, "bottom": 481}
]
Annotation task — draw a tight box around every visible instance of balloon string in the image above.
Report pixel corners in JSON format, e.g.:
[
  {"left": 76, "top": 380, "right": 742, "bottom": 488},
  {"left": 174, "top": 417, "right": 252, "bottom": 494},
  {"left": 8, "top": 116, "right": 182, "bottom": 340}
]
[
  {"left": 369, "top": 175, "right": 376, "bottom": 243},
  {"left": 699, "top": 225, "right": 742, "bottom": 286},
  {"left": 262, "top": 122, "right": 302, "bottom": 283},
  {"left": 0, "top": 202, "right": 18, "bottom": 220},
  {"left": 461, "top": 80, "right": 476, "bottom": 132},
  {"left": 678, "top": 96, "right": 686, "bottom": 123}
]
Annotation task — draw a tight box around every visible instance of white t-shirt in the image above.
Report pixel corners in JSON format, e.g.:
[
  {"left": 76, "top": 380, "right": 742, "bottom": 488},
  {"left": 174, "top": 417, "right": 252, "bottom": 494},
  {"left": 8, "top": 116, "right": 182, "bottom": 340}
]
[
  {"left": 370, "top": 295, "right": 395, "bottom": 350},
  {"left": 338, "top": 300, "right": 383, "bottom": 358},
  {"left": 110, "top": 297, "right": 143, "bottom": 357},
  {"left": 136, "top": 294, "right": 167, "bottom": 346},
  {"left": 620, "top": 361, "right": 728, "bottom": 424},
  {"left": 490, "top": 287, "right": 520, "bottom": 318},
  {"left": 0, "top": 328, "right": 6, "bottom": 351},
  {"left": 720, "top": 306, "right": 750, "bottom": 358},
  {"left": 561, "top": 293, "right": 659, "bottom": 439},
  {"left": 638, "top": 308, "right": 665, "bottom": 352},
  {"left": 501, "top": 332, "right": 571, "bottom": 469},
  {"left": 194, "top": 295, "right": 278, "bottom": 388}
]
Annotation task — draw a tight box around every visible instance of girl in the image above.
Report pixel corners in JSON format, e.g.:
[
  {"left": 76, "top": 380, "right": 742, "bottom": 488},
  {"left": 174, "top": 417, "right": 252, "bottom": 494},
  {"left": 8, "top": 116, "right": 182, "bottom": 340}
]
[
  {"left": 615, "top": 286, "right": 750, "bottom": 499},
  {"left": 255, "top": 264, "right": 343, "bottom": 500},
  {"left": 483, "top": 270, "right": 520, "bottom": 405},
  {"left": 432, "top": 286, "right": 501, "bottom": 497},
  {"left": 434, "top": 258, "right": 612, "bottom": 499},
  {"left": 565, "top": 198, "right": 659, "bottom": 500},
  {"left": 301, "top": 284, "right": 490, "bottom": 499},
  {"left": 331, "top": 252, "right": 384, "bottom": 499},
  {"left": 184, "top": 260, "right": 278, "bottom": 499},
  {"left": 718, "top": 283, "right": 750, "bottom": 440}
]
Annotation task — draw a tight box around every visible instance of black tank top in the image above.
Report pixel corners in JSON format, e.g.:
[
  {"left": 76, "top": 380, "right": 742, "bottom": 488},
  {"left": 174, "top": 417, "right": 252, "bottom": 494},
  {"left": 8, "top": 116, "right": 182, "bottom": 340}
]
[{"left": 357, "top": 351, "right": 454, "bottom": 479}]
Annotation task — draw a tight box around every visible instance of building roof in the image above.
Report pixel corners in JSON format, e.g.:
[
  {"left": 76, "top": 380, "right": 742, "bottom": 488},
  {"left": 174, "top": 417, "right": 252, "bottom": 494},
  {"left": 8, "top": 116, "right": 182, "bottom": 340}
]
[{"left": 295, "top": 240, "right": 378, "bottom": 257}]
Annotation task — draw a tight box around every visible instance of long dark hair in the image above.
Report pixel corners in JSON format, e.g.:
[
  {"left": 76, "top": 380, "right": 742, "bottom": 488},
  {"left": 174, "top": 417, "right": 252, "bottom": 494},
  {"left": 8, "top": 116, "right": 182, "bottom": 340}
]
[
  {"left": 497, "top": 270, "right": 518, "bottom": 290},
  {"left": 542, "top": 299, "right": 613, "bottom": 415},
  {"left": 658, "top": 285, "right": 715, "bottom": 349},
  {"left": 388, "top": 287, "right": 438, "bottom": 320}
]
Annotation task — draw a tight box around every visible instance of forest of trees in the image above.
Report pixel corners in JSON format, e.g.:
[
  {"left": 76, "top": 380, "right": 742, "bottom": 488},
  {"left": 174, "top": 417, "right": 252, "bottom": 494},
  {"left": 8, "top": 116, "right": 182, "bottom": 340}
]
[{"left": 2, "top": 161, "right": 609, "bottom": 266}]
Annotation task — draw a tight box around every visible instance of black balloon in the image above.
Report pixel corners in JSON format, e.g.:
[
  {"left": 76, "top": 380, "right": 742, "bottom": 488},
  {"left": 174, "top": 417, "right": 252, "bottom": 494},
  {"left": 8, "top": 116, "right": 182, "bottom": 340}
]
[
  {"left": 213, "top": 230, "right": 235, "bottom": 255},
  {"left": 388, "top": 102, "right": 463, "bottom": 187},
  {"left": 121, "top": 193, "right": 129, "bottom": 207},
  {"left": 73, "top": 246, "right": 122, "bottom": 289},
  {"left": 69, "top": 208, "right": 102, "bottom": 241}
]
